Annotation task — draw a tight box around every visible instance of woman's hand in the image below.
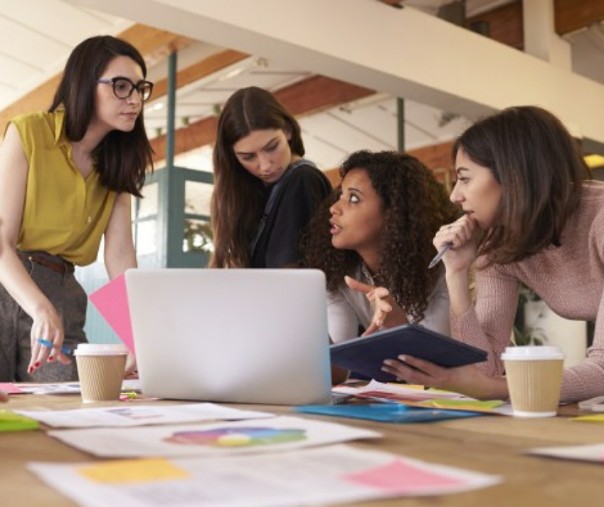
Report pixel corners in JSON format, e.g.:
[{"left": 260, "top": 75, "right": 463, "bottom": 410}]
[
  {"left": 433, "top": 214, "right": 481, "bottom": 273},
  {"left": 381, "top": 354, "right": 509, "bottom": 400},
  {"left": 28, "top": 304, "right": 70, "bottom": 374},
  {"left": 0, "top": 389, "right": 8, "bottom": 403},
  {"left": 124, "top": 352, "right": 138, "bottom": 379},
  {"left": 345, "top": 276, "right": 408, "bottom": 335}
]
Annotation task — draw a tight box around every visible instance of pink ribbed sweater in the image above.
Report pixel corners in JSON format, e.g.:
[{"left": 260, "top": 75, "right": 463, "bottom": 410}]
[{"left": 452, "top": 182, "right": 604, "bottom": 403}]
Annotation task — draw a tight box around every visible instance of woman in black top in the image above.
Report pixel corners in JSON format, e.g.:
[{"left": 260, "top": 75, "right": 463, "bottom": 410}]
[{"left": 210, "top": 86, "right": 331, "bottom": 268}]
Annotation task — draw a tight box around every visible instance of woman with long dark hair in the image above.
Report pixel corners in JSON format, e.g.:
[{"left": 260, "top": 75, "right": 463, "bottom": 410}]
[
  {"left": 381, "top": 106, "right": 604, "bottom": 403},
  {"left": 0, "top": 35, "right": 153, "bottom": 381},
  {"left": 210, "top": 86, "right": 331, "bottom": 268}
]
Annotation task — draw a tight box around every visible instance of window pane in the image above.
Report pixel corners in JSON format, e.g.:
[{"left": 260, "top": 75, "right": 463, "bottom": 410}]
[
  {"left": 185, "top": 181, "right": 213, "bottom": 216},
  {"left": 136, "top": 220, "right": 157, "bottom": 255},
  {"left": 137, "top": 182, "right": 159, "bottom": 219},
  {"left": 183, "top": 218, "right": 213, "bottom": 253}
]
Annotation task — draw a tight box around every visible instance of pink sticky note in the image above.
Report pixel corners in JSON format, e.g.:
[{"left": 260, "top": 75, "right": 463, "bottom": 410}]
[
  {"left": 0, "top": 383, "right": 24, "bottom": 395},
  {"left": 89, "top": 274, "right": 135, "bottom": 354},
  {"left": 344, "top": 459, "right": 463, "bottom": 493}
]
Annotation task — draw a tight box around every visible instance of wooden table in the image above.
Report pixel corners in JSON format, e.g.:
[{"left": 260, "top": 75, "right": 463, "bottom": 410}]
[{"left": 2, "top": 393, "right": 604, "bottom": 506}]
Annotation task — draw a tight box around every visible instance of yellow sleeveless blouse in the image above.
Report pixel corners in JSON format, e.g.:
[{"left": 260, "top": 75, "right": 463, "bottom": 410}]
[{"left": 10, "top": 110, "right": 116, "bottom": 266}]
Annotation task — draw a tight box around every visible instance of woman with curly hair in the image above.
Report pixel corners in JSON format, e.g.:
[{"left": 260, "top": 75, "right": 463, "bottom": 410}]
[{"left": 302, "top": 150, "right": 459, "bottom": 343}]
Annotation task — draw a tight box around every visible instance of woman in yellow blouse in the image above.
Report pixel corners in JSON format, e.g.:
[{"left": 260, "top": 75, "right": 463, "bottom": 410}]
[{"left": 0, "top": 35, "right": 153, "bottom": 382}]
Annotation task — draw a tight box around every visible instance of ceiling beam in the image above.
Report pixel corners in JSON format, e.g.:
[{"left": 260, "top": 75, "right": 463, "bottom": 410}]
[
  {"left": 151, "top": 49, "right": 247, "bottom": 99},
  {"left": 150, "top": 75, "right": 374, "bottom": 163},
  {"left": 554, "top": 0, "right": 604, "bottom": 35},
  {"left": 66, "top": 0, "right": 604, "bottom": 146},
  {"left": 0, "top": 23, "right": 194, "bottom": 132}
]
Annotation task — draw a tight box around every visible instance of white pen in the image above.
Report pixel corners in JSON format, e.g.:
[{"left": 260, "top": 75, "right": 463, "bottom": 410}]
[{"left": 428, "top": 242, "right": 453, "bottom": 269}]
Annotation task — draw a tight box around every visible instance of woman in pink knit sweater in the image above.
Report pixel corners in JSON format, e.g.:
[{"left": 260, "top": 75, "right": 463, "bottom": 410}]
[{"left": 381, "top": 106, "right": 604, "bottom": 403}]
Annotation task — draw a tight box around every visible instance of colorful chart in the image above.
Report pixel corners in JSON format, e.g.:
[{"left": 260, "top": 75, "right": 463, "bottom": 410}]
[{"left": 164, "top": 426, "right": 306, "bottom": 447}]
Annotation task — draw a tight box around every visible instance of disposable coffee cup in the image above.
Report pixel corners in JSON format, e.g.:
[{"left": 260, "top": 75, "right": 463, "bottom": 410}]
[
  {"left": 501, "top": 346, "right": 564, "bottom": 417},
  {"left": 74, "top": 344, "right": 128, "bottom": 403}
]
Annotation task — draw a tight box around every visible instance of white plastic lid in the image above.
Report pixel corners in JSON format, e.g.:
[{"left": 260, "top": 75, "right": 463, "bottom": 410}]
[
  {"left": 501, "top": 345, "right": 564, "bottom": 361},
  {"left": 74, "top": 343, "right": 129, "bottom": 356}
]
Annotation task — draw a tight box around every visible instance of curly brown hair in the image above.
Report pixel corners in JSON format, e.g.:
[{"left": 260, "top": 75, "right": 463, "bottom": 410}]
[{"left": 301, "top": 150, "right": 459, "bottom": 321}]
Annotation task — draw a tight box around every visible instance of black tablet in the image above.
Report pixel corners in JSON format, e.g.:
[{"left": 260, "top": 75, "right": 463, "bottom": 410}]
[{"left": 330, "top": 323, "right": 488, "bottom": 382}]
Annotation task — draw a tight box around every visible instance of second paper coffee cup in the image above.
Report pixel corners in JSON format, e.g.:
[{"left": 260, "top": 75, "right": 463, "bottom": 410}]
[{"left": 501, "top": 345, "right": 564, "bottom": 417}]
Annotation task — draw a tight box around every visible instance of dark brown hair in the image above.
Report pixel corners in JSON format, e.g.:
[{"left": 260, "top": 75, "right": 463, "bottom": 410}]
[
  {"left": 301, "top": 150, "right": 459, "bottom": 322},
  {"left": 49, "top": 35, "right": 153, "bottom": 197},
  {"left": 210, "top": 86, "right": 305, "bottom": 268},
  {"left": 454, "top": 106, "right": 590, "bottom": 264}
]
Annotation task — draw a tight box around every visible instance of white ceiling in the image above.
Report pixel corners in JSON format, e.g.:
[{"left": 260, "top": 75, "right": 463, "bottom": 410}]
[{"left": 0, "top": 0, "right": 603, "bottom": 172}]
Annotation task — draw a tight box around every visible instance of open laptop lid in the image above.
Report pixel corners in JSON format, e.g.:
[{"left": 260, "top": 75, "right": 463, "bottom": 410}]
[{"left": 125, "top": 269, "right": 332, "bottom": 405}]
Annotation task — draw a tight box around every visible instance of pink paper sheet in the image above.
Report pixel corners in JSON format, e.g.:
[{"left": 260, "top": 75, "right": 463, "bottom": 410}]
[{"left": 89, "top": 274, "right": 135, "bottom": 353}]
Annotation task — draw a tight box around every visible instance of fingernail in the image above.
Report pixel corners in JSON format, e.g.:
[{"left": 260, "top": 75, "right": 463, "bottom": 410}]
[
  {"left": 48, "top": 356, "right": 55, "bottom": 362},
  {"left": 398, "top": 355, "right": 407, "bottom": 361},
  {"left": 34, "top": 361, "right": 41, "bottom": 368}
]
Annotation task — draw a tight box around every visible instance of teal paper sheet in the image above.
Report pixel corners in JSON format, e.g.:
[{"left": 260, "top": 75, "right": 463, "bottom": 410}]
[{"left": 296, "top": 403, "right": 482, "bottom": 423}]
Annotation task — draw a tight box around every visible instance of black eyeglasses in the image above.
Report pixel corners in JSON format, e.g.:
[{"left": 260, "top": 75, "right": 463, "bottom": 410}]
[{"left": 96, "top": 77, "right": 154, "bottom": 102}]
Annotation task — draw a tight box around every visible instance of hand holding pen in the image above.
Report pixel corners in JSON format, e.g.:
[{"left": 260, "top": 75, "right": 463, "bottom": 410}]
[
  {"left": 28, "top": 304, "right": 71, "bottom": 374},
  {"left": 37, "top": 338, "right": 73, "bottom": 356},
  {"left": 429, "top": 214, "right": 480, "bottom": 270}
]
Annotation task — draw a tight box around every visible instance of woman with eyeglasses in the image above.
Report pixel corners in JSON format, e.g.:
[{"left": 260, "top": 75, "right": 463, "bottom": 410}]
[{"left": 0, "top": 35, "right": 153, "bottom": 382}]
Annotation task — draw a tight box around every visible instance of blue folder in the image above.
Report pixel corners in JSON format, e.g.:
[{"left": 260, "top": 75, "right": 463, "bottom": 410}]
[{"left": 296, "top": 403, "right": 482, "bottom": 423}]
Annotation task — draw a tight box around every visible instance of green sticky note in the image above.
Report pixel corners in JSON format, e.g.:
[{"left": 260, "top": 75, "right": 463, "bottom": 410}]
[{"left": 0, "top": 410, "right": 40, "bottom": 432}]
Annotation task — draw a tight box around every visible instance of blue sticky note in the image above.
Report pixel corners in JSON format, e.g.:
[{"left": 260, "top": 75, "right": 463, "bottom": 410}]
[{"left": 296, "top": 403, "right": 482, "bottom": 423}]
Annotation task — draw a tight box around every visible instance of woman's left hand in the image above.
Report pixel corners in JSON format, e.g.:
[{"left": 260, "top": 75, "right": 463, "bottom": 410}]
[
  {"left": 345, "top": 276, "right": 408, "bottom": 335},
  {"left": 124, "top": 352, "right": 138, "bottom": 379},
  {"left": 381, "top": 354, "right": 509, "bottom": 400}
]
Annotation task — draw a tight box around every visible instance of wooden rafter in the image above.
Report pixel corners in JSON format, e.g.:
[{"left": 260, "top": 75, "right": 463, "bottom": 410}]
[
  {"left": 0, "top": 24, "right": 195, "bottom": 132},
  {"left": 555, "top": 0, "right": 604, "bottom": 35},
  {"left": 150, "top": 75, "right": 375, "bottom": 163}
]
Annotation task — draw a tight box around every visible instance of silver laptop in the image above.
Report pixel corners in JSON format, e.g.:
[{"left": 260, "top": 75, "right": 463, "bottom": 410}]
[{"left": 125, "top": 268, "right": 332, "bottom": 405}]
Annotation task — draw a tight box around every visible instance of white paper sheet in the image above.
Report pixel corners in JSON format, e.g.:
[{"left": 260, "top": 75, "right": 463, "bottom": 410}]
[
  {"left": 48, "top": 416, "right": 381, "bottom": 457},
  {"left": 334, "top": 380, "right": 514, "bottom": 415},
  {"left": 12, "top": 379, "right": 141, "bottom": 395},
  {"left": 15, "top": 403, "right": 273, "bottom": 428},
  {"left": 333, "top": 380, "right": 464, "bottom": 401},
  {"left": 28, "top": 444, "right": 502, "bottom": 507},
  {"left": 529, "top": 443, "right": 604, "bottom": 463}
]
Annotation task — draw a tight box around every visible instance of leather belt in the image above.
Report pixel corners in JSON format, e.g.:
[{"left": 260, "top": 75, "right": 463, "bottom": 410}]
[{"left": 27, "top": 253, "right": 74, "bottom": 274}]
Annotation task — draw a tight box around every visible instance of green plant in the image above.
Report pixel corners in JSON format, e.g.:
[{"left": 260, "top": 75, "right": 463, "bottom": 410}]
[{"left": 512, "top": 285, "right": 547, "bottom": 346}]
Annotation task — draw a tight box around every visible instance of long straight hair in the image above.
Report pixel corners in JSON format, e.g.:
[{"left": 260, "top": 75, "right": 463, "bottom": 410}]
[
  {"left": 210, "top": 86, "right": 305, "bottom": 268},
  {"left": 49, "top": 35, "right": 153, "bottom": 197},
  {"left": 454, "top": 106, "right": 590, "bottom": 265}
]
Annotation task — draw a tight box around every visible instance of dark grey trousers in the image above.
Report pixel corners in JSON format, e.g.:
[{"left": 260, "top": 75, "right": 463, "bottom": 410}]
[{"left": 0, "top": 252, "right": 88, "bottom": 382}]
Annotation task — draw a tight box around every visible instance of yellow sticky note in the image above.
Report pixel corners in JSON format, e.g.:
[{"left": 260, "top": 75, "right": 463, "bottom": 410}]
[
  {"left": 79, "top": 458, "right": 189, "bottom": 484},
  {"left": 572, "top": 414, "right": 604, "bottom": 423},
  {"left": 426, "top": 399, "right": 504, "bottom": 411}
]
